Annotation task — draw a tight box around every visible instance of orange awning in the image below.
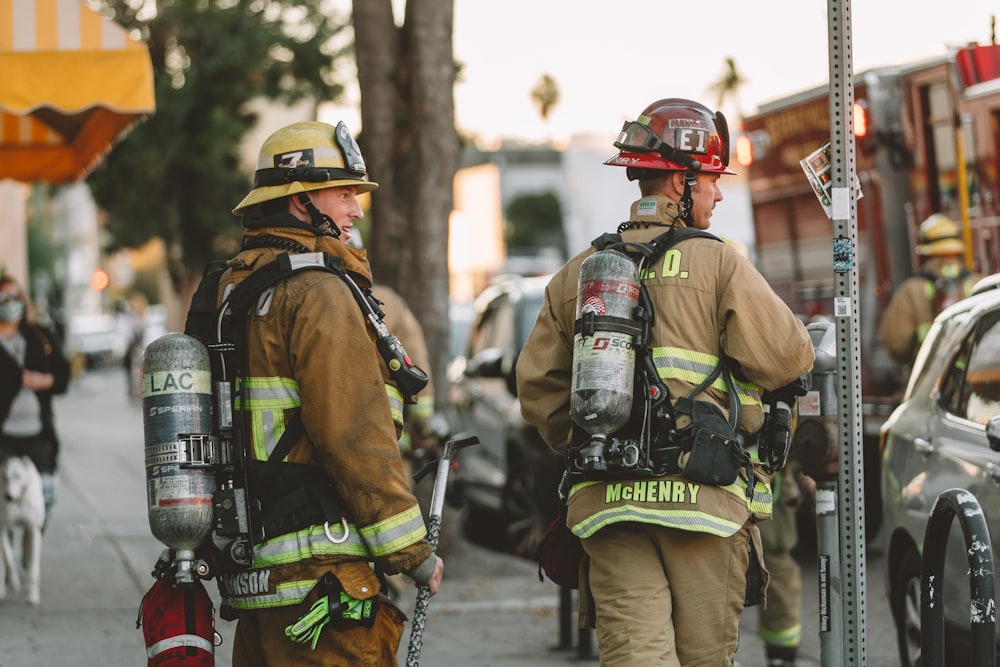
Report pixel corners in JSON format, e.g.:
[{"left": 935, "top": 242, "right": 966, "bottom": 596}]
[{"left": 0, "top": 0, "right": 155, "bottom": 183}]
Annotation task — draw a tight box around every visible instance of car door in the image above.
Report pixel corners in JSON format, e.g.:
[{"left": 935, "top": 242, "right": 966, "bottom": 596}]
[
  {"left": 448, "top": 287, "right": 519, "bottom": 508},
  {"left": 920, "top": 305, "right": 1000, "bottom": 635}
]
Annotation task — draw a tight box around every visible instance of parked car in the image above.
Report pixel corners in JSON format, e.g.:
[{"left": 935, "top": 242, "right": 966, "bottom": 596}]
[
  {"left": 446, "top": 273, "right": 563, "bottom": 557},
  {"left": 881, "top": 284, "right": 1000, "bottom": 666}
]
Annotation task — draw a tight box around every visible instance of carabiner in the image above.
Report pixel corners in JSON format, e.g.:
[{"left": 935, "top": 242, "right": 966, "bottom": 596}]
[{"left": 323, "top": 518, "right": 350, "bottom": 544}]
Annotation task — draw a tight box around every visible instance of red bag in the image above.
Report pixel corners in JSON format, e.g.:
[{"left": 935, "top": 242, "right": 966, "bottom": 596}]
[
  {"left": 137, "top": 577, "right": 216, "bottom": 666},
  {"left": 537, "top": 505, "right": 584, "bottom": 589}
]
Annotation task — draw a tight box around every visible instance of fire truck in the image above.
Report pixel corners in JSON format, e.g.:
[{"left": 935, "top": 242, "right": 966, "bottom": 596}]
[{"left": 738, "top": 42, "right": 1000, "bottom": 534}]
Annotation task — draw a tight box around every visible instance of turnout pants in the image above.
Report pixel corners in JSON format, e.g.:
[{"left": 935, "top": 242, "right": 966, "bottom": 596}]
[
  {"left": 757, "top": 469, "right": 802, "bottom": 655},
  {"left": 582, "top": 520, "right": 755, "bottom": 666},
  {"left": 232, "top": 591, "right": 406, "bottom": 667}
]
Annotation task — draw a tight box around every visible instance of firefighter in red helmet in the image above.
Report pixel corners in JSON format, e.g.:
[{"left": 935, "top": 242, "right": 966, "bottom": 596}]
[{"left": 518, "top": 98, "right": 814, "bottom": 665}]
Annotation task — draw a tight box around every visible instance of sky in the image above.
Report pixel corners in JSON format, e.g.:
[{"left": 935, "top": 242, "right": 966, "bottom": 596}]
[{"left": 442, "top": 0, "right": 1000, "bottom": 145}]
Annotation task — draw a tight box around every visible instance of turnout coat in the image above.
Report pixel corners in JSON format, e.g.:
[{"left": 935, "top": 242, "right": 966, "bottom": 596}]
[{"left": 517, "top": 195, "right": 815, "bottom": 540}]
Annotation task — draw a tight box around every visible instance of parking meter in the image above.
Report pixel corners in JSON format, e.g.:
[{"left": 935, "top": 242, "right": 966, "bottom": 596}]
[{"left": 793, "top": 321, "right": 839, "bottom": 481}]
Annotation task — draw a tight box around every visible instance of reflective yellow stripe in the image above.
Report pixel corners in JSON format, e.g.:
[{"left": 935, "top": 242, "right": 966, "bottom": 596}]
[
  {"left": 758, "top": 623, "right": 801, "bottom": 648},
  {"left": 410, "top": 395, "right": 434, "bottom": 420},
  {"left": 386, "top": 384, "right": 404, "bottom": 428},
  {"left": 359, "top": 504, "right": 427, "bottom": 557},
  {"left": 250, "top": 504, "right": 427, "bottom": 566},
  {"left": 226, "top": 578, "right": 317, "bottom": 609},
  {"left": 236, "top": 376, "right": 301, "bottom": 460},
  {"left": 572, "top": 506, "right": 743, "bottom": 538},
  {"left": 651, "top": 346, "right": 763, "bottom": 408},
  {"left": 253, "top": 523, "right": 370, "bottom": 567},
  {"left": 567, "top": 475, "right": 771, "bottom": 538}
]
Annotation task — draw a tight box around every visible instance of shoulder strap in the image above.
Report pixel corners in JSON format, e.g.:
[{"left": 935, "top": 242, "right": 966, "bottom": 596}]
[{"left": 591, "top": 226, "right": 721, "bottom": 265}]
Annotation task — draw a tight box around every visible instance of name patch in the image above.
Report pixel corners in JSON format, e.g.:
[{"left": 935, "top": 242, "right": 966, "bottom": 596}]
[{"left": 605, "top": 480, "right": 700, "bottom": 504}]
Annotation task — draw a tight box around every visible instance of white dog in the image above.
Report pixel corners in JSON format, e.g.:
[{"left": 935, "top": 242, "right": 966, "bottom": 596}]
[{"left": 0, "top": 454, "right": 45, "bottom": 606}]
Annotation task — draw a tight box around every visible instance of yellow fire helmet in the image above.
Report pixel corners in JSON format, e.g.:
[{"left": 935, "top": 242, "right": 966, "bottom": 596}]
[
  {"left": 232, "top": 120, "right": 378, "bottom": 215},
  {"left": 916, "top": 213, "right": 965, "bottom": 256}
]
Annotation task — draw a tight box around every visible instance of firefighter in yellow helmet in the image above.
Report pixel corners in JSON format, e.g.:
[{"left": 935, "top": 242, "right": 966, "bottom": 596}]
[
  {"left": 517, "top": 98, "right": 815, "bottom": 665},
  {"left": 219, "top": 120, "right": 443, "bottom": 666},
  {"left": 879, "top": 214, "right": 980, "bottom": 371}
]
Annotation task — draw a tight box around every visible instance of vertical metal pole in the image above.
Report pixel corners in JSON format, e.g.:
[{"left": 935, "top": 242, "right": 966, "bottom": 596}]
[
  {"left": 815, "top": 481, "right": 843, "bottom": 666},
  {"left": 827, "top": 0, "right": 867, "bottom": 665}
]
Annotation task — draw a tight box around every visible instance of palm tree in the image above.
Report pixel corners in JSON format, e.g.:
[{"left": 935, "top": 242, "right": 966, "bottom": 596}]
[
  {"left": 531, "top": 73, "right": 560, "bottom": 123},
  {"left": 707, "top": 56, "right": 747, "bottom": 118}
]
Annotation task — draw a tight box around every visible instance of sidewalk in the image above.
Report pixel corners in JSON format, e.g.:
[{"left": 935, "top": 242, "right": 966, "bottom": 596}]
[{"left": 1, "top": 365, "right": 874, "bottom": 666}]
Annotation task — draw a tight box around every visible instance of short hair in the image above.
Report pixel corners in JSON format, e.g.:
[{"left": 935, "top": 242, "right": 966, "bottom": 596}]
[{"left": 631, "top": 170, "right": 674, "bottom": 197}]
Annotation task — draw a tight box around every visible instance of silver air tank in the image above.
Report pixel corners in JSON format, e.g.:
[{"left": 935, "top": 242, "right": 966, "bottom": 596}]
[
  {"left": 142, "top": 332, "right": 217, "bottom": 583},
  {"left": 570, "top": 249, "right": 640, "bottom": 471}
]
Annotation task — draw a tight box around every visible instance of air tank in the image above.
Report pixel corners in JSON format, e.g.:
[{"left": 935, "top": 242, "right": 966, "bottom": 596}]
[
  {"left": 142, "top": 332, "right": 217, "bottom": 582},
  {"left": 570, "top": 250, "right": 640, "bottom": 469}
]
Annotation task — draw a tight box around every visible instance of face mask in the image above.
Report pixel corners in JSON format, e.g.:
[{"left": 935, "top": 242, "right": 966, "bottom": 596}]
[{"left": 0, "top": 299, "right": 24, "bottom": 322}]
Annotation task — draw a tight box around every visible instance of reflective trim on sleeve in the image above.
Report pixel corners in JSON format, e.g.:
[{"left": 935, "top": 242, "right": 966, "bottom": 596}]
[
  {"left": 358, "top": 503, "right": 428, "bottom": 557},
  {"left": 386, "top": 384, "right": 404, "bottom": 428},
  {"left": 409, "top": 395, "right": 434, "bottom": 420}
]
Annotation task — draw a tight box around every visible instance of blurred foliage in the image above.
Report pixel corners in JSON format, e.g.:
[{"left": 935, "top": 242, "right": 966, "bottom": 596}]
[
  {"left": 505, "top": 191, "right": 565, "bottom": 253},
  {"left": 86, "top": 0, "right": 353, "bottom": 290}
]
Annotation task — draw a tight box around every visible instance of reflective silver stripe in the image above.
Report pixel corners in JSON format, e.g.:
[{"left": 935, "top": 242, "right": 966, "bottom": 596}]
[
  {"left": 386, "top": 384, "right": 404, "bottom": 427},
  {"left": 225, "top": 578, "right": 318, "bottom": 610},
  {"left": 651, "top": 346, "right": 763, "bottom": 408},
  {"left": 239, "top": 376, "right": 301, "bottom": 408},
  {"left": 253, "top": 523, "right": 370, "bottom": 567},
  {"left": 358, "top": 504, "right": 427, "bottom": 557},
  {"left": 572, "top": 505, "right": 742, "bottom": 539},
  {"left": 237, "top": 377, "right": 301, "bottom": 459},
  {"left": 147, "top": 634, "right": 214, "bottom": 658}
]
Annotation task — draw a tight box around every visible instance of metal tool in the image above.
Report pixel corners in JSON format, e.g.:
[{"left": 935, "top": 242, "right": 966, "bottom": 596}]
[{"left": 405, "top": 432, "right": 479, "bottom": 667}]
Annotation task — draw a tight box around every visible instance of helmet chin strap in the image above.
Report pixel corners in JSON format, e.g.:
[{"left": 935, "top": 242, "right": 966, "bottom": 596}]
[
  {"left": 676, "top": 171, "right": 697, "bottom": 225},
  {"left": 296, "top": 193, "right": 341, "bottom": 238}
]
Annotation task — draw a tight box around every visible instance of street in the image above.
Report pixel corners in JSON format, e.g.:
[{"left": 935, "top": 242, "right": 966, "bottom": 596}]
[{"left": 0, "top": 366, "right": 898, "bottom": 666}]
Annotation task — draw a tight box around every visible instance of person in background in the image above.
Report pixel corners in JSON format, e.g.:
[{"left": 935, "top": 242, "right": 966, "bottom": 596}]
[
  {"left": 0, "top": 274, "right": 71, "bottom": 529},
  {"left": 756, "top": 455, "right": 811, "bottom": 667},
  {"left": 517, "top": 98, "right": 815, "bottom": 665},
  {"left": 720, "top": 237, "right": 807, "bottom": 667},
  {"left": 879, "top": 213, "right": 980, "bottom": 374}
]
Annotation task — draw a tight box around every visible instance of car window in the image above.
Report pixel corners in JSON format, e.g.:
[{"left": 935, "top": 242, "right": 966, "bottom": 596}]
[
  {"left": 517, "top": 294, "right": 545, "bottom": 350},
  {"left": 939, "top": 309, "right": 1000, "bottom": 424},
  {"left": 468, "top": 293, "right": 515, "bottom": 360}
]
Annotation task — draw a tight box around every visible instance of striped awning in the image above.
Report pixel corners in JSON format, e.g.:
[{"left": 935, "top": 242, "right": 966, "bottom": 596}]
[{"left": 0, "top": 0, "right": 155, "bottom": 183}]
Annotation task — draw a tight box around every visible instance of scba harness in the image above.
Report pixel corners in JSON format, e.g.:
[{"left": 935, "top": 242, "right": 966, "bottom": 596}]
[
  {"left": 566, "top": 227, "right": 789, "bottom": 491},
  {"left": 183, "top": 251, "right": 428, "bottom": 577}
]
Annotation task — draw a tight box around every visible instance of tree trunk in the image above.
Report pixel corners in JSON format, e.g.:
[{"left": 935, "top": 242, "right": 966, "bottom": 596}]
[{"left": 353, "top": 0, "right": 460, "bottom": 409}]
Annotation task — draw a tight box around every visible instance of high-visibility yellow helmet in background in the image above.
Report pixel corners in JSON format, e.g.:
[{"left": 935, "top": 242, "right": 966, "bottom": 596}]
[
  {"left": 916, "top": 213, "right": 965, "bottom": 256},
  {"left": 232, "top": 121, "right": 378, "bottom": 215}
]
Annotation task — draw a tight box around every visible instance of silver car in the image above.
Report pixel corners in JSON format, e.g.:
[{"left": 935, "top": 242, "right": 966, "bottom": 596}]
[{"left": 881, "top": 284, "right": 1000, "bottom": 666}]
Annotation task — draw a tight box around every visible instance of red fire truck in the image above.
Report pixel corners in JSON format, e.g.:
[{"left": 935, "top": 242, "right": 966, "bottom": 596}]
[{"left": 738, "top": 42, "right": 1000, "bottom": 533}]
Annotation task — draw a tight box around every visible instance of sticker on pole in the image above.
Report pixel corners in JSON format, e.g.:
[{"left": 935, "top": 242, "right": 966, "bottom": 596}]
[{"left": 800, "top": 141, "right": 863, "bottom": 219}]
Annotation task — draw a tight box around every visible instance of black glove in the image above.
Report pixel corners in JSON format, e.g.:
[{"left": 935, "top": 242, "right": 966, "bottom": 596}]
[{"left": 764, "top": 376, "right": 809, "bottom": 404}]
